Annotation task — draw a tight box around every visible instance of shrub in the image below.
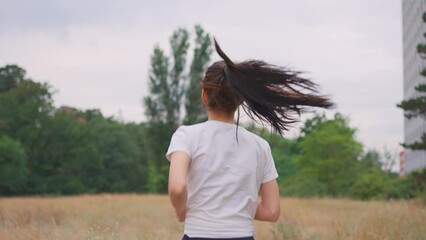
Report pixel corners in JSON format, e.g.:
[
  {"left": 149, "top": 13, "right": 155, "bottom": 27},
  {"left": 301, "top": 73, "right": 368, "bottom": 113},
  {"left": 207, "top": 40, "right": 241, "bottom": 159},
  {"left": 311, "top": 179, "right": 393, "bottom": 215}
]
[
  {"left": 0, "top": 135, "right": 28, "bottom": 194},
  {"left": 281, "top": 178, "right": 328, "bottom": 197},
  {"left": 350, "top": 169, "right": 391, "bottom": 200}
]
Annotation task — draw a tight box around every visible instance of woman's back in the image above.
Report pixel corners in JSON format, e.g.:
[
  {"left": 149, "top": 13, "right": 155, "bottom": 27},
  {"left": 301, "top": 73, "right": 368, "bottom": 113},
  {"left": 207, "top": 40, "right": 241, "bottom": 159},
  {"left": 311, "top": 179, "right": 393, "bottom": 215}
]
[{"left": 167, "top": 120, "right": 277, "bottom": 238}]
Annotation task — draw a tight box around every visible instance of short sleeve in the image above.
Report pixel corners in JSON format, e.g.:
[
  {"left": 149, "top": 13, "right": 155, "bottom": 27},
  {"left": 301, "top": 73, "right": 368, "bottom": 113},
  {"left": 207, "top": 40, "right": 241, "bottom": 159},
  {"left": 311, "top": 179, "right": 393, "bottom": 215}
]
[
  {"left": 262, "top": 143, "right": 279, "bottom": 183},
  {"left": 166, "top": 126, "right": 192, "bottom": 161}
]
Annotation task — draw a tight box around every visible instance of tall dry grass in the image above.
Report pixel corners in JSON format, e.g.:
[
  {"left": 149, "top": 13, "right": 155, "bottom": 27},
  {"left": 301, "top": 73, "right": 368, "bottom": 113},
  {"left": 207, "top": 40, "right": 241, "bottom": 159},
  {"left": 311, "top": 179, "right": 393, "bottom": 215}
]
[
  {"left": 0, "top": 194, "right": 179, "bottom": 240},
  {"left": 0, "top": 194, "right": 424, "bottom": 240},
  {"left": 271, "top": 198, "right": 426, "bottom": 240}
]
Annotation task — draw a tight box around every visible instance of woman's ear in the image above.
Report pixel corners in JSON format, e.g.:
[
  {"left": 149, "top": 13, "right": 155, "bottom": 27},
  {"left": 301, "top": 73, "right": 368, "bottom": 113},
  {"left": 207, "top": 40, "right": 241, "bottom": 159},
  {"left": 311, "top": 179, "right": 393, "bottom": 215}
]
[{"left": 201, "top": 88, "right": 208, "bottom": 106}]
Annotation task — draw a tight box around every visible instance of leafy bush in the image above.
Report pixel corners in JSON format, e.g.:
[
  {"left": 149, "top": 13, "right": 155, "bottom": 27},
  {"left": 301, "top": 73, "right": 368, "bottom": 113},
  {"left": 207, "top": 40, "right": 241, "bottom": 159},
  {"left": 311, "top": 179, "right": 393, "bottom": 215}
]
[
  {"left": 387, "top": 168, "right": 426, "bottom": 202},
  {"left": 350, "top": 169, "right": 391, "bottom": 200},
  {"left": 0, "top": 135, "right": 28, "bottom": 194},
  {"left": 282, "top": 178, "right": 328, "bottom": 197}
]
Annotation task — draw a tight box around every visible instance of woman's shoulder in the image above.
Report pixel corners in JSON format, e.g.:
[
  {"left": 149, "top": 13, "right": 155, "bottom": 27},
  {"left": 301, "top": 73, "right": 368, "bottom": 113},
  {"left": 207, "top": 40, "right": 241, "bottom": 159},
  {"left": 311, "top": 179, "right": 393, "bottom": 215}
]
[
  {"left": 173, "top": 122, "right": 209, "bottom": 137},
  {"left": 240, "top": 127, "right": 271, "bottom": 149},
  {"left": 176, "top": 121, "right": 207, "bottom": 131}
]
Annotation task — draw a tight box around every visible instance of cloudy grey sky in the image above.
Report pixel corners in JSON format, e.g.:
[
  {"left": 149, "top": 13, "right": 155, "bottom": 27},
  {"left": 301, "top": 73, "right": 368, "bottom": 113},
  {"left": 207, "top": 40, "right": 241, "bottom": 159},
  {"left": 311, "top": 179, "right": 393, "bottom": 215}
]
[{"left": 0, "top": 0, "right": 403, "bottom": 152}]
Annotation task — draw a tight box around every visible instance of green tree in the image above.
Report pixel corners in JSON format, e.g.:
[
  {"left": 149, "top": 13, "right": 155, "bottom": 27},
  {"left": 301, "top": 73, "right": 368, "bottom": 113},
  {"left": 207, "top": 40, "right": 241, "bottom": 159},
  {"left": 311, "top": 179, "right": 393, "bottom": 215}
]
[
  {"left": 26, "top": 107, "right": 102, "bottom": 194},
  {"left": 386, "top": 168, "right": 426, "bottom": 203},
  {"left": 144, "top": 28, "right": 190, "bottom": 126},
  {"left": 291, "top": 113, "right": 363, "bottom": 197},
  {"left": 0, "top": 76, "right": 54, "bottom": 148},
  {"left": 350, "top": 150, "right": 393, "bottom": 200},
  {"left": 143, "top": 28, "right": 190, "bottom": 193},
  {"left": 397, "top": 12, "right": 426, "bottom": 150},
  {"left": 350, "top": 167, "right": 391, "bottom": 200},
  {"left": 122, "top": 122, "right": 149, "bottom": 192},
  {"left": 143, "top": 26, "right": 212, "bottom": 192},
  {"left": 0, "top": 64, "right": 151, "bottom": 195},
  {"left": 358, "top": 149, "right": 381, "bottom": 170},
  {"left": 0, "top": 66, "right": 55, "bottom": 193},
  {"left": 0, "top": 135, "right": 28, "bottom": 194},
  {"left": 184, "top": 25, "right": 212, "bottom": 124},
  {"left": 0, "top": 65, "right": 25, "bottom": 93},
  {"left": 89, "top": 117, "right": 146, "bottom": 192}
]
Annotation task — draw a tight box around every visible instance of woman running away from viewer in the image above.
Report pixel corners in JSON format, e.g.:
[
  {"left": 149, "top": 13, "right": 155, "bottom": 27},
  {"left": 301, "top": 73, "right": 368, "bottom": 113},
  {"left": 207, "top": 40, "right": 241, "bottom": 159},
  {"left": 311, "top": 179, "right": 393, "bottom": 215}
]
[{"left": 166, "top": 39, "right": 333, "bottom": 240}]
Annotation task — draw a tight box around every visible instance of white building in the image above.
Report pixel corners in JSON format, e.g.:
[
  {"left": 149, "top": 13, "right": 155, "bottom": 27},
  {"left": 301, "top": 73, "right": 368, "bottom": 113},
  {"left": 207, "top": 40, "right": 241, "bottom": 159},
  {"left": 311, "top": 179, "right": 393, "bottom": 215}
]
[{"left": 402, "top": 0, "right": 426, "bottom": 173}]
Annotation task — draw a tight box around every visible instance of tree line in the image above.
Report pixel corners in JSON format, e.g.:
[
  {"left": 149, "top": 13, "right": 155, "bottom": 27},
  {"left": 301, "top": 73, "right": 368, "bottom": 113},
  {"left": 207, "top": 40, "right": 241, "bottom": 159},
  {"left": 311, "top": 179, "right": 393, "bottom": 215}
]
[{"left": 0, "top": 25, "right": 425, "bottom": 202}]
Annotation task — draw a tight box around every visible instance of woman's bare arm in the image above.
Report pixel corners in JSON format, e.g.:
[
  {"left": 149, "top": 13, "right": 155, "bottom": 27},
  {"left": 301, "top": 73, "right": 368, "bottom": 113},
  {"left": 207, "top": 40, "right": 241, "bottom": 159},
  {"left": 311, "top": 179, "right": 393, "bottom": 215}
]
[
  {"left": 254, "top": 179, "right": 280, "bottom": 222},
  {"left": 168, "top": 151, "right": 191, "bottom": 222}
]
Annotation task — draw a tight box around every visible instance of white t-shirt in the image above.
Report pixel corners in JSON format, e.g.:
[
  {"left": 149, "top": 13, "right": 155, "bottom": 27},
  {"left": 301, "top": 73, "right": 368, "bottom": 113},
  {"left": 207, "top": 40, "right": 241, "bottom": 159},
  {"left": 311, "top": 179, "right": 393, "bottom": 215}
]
[{"left": 166, "top": 120, "right": 278, "bottom": 238}]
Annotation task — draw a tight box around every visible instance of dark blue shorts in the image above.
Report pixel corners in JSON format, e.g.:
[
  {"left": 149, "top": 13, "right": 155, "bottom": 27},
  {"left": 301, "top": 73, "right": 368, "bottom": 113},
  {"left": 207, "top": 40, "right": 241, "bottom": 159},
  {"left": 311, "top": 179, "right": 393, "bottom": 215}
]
[{"left": 182, "top": 234, "right": 254, "bottom": 240}]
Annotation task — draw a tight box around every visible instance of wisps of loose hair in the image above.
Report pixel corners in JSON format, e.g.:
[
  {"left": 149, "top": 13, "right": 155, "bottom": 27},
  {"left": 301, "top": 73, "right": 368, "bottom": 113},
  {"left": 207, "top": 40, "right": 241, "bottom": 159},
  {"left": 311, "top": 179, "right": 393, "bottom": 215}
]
[{"left": 201, "top": 38, "right": 334, "bottom": 135}]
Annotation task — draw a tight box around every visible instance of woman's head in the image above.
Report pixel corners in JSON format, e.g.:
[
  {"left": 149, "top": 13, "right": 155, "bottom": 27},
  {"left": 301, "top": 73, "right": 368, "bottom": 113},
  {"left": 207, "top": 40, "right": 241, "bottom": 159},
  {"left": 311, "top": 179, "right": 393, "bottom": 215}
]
[
  {"left": 201, "top": 61, "right": 242, "bottom": 114},
  {"left": 201, "top": 39, "right": 334, "bottom": 135}
]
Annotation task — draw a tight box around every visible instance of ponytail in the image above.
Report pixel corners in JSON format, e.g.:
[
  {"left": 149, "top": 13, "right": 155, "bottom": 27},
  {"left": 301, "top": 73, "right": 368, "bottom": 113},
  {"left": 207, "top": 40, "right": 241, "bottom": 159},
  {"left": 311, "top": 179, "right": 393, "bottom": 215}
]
[
  {"left": 214, "top": 39, "right": 234, "bottom": 66},
  {"left": 202, "top": 39, "right": 334, "bottom": 135}
]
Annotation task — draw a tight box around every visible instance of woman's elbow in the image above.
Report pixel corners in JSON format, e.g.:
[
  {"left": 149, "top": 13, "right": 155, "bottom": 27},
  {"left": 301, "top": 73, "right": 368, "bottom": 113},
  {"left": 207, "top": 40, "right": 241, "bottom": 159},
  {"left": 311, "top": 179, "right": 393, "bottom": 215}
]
[
  {"left": 271, "top": 209, "right": 280, "bottom": 222},
  {"left": 168, "top": 183, "right": 186, "bottom": 197},
  {"left": 261, "top": 204, "right": 280, "bottom": 222},
  {"left": 269, "top": 204, "right": 281, "bottom": 222}
]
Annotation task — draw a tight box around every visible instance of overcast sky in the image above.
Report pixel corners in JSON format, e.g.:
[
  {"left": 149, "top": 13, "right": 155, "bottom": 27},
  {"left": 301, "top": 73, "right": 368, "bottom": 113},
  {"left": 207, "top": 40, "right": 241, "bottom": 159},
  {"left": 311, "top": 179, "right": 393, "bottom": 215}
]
[{"left": 0, "top": 0, "right": 403, "bottom": 152}]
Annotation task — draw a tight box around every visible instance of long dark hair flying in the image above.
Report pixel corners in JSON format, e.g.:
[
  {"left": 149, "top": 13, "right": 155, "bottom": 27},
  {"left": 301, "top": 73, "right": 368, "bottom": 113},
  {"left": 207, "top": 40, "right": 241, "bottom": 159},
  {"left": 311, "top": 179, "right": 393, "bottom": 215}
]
[{"left": 201, "top": 38, "right": 334, "bottom": 135}]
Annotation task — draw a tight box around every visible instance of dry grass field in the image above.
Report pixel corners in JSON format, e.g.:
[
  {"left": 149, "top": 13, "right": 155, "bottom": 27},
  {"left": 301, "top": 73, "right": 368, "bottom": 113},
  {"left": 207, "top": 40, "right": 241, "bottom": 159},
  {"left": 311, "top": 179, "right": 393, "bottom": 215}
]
[{"left": 0, "top": 194, "right": 425, "bottom": 240}]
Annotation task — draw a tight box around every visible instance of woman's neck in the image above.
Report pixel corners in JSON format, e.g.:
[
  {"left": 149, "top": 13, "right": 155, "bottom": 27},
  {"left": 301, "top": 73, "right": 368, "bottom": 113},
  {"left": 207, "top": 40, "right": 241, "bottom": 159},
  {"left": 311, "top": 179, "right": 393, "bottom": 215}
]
[{"left": 207, "top": 110, "right": 235, "bottom": 124}]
